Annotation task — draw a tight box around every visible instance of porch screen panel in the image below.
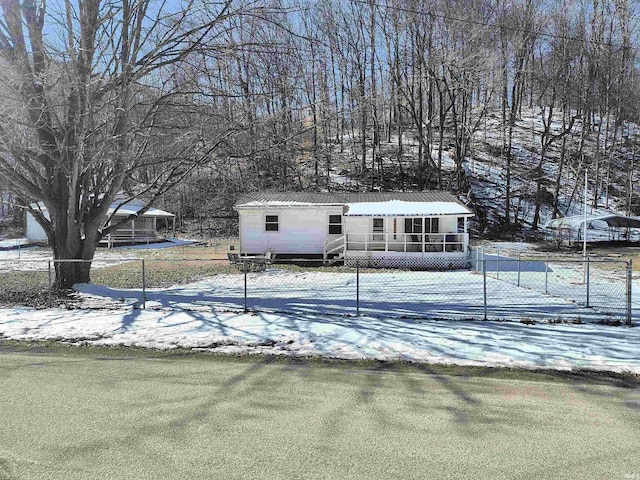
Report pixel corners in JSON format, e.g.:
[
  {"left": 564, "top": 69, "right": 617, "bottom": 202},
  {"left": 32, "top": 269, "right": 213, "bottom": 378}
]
[
  {"left": 133, "top": 217, "right": 153, "bottom": 230},
  {"left": 404, "top": 218, "right": 423, "bottom": 233},
  {"left": 372, "top": 218, "right": 384, "bottom": 241},
  {"left": 426, "top": 218, "right": 439, "bottom": 233}
]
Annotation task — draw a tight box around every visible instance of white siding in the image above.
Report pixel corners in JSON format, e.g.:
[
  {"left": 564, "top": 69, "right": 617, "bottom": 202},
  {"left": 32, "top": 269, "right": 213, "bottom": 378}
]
[
  {"left": 239, "top": 207, "right": 343, "bottom": 255},
  {"left": 345, "top": 217, "right": 369, "bottom": 234},
  {"left": 26, "top": 212, "right": 49, "bottom": 241}
]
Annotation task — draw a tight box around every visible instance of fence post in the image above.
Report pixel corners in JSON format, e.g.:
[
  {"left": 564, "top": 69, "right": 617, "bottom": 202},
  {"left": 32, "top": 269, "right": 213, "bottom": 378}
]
[
  {"left": 243, "top": 261, "right": 248, "bottom": 313},
  {"left": 627, "top": 260, "right": 633, "bottom": 326},
  {"left": 141, "top": 259, "right": 146, "bottom": 309},
  {"left": 496, "top": 246, "right": 500, "bottom": 280},
  {"left": 517, "top": 252, "right": 521, "bottom": 287},
  {"left": 545, "top": 254, "right": 549, "bottom": 294},
  {"left": 48, "top": 260, "right": 52, "bottom": 308},
  {"left": 356, "top": 260, "right": 360, "bottom": 316},
  {"left": 586, "top": 257, "right": 590, "bottom": 308},
  {"left": 483, "top": 259, "right": 487, "bottom": 321}
]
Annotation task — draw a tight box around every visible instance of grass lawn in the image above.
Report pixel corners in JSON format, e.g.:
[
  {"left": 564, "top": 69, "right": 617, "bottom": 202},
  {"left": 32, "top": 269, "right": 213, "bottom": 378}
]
[
  {"left": 1, "top": 344, "right": 639, "bottom": 480},
  {"left": 1, "top": 242, "right": 394, "bottom": 292}
]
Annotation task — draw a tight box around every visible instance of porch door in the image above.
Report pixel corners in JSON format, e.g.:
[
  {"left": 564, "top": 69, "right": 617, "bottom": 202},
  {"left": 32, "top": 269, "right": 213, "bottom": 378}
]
[{"left": 372, "top": 217, "right": 384, "bottom": 243}]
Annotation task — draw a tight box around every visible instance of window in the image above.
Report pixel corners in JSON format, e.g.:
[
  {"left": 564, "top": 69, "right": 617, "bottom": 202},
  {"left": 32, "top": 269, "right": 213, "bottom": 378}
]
[
  {"left": 404, "top": 218, "right": 423, "bottom": 233},
  {"left": 405, "top": 217, "right": 438, "bottom": 234},
  {"left": 265, "top": 214, "right": 279, "bottom": 232},
  {"left": 329, "top": 215, "right": 342, "bottom": 235},
  {"left": 457, "top": 217, "right": 465, "bottom": 232},
  {"left": 372, "top": 218, "right": 384, "bottom": 241}
]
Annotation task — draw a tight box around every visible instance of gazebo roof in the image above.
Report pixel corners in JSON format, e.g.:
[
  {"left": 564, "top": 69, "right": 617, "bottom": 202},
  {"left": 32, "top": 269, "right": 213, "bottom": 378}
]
[{"left": 30, "top": 198, "right": 175, "bottom": 218}]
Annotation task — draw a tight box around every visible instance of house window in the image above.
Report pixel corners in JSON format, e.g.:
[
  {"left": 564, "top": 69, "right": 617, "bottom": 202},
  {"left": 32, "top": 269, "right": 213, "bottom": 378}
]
[
  {"left": 405, "top": 217, "right": 438, "bottom": 234},
  {"left": 372, "top": 217, "right": 384, "bottom": 241},
  {"left": 329, "top": 215, "right": 342, "bottom": 235},
  {"left": 426, "top": 217, "right": 439, "bottom": 233},
  {"left": 265, "top": 214, "right": 279, "bottom": 232},
  {"left": 404, "top": 218, "right": 423, "bottom": 233}
]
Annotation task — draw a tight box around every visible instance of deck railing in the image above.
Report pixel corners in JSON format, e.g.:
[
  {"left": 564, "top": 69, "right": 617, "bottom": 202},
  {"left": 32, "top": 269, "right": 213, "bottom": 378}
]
[
  {"left": 104, "top": 228, "right": 159, "bottom": 247},
  {"left": 344, "top": 232, "right": 467, "bottom": 253}
]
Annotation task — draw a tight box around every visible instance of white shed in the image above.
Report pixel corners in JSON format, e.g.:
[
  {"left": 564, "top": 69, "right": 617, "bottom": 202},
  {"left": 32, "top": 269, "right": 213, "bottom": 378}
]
[{"left": 234, "top": 192, "right": 474, "bottom": 269}]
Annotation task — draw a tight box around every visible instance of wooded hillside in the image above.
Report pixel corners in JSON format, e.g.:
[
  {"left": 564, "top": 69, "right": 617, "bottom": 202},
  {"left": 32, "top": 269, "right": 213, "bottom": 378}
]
[
  {"left": 164, "top": 0, "right": 639, "bottom": 239},
  {"left": 2, "top": 0, "right": 639, "bottom": 240}
]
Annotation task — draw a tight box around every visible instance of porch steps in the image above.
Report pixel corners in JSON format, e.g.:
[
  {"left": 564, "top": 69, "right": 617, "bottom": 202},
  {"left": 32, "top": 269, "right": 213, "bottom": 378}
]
[
  {"left": 323, "top": 251, "right": 345, "bottom": 266},
  {"left": 323, "top": 235, "right": 346, "bottom": 265}
]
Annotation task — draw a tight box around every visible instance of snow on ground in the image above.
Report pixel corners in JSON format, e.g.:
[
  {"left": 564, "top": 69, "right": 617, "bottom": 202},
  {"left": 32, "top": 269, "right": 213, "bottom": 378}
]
[
  {"left": 0, "top": 246, "right": 58, "bottom": 271},
  {"left": 0, "top": 238, "right": 33, "bottom": 249},
  {"left": 1, "top": 264, "right": 638, "bottom": 374},
  {"left": 72, "top": 268, "right": 625, "bottom": 323},
  {"left": 0, "top": 238, "right": 637, "bottom": 373},
  {"left": 0, "top": 238, "right": 192, "bottom": 269},
  {"left": 0, "top": 305, "right": 638, "bottom": 374},
  {"left": 0, "top": 247, "right": 138, "bottom": 270}
]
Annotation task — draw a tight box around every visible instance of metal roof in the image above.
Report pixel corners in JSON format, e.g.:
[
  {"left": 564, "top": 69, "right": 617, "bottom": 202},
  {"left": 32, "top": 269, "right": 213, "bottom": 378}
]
[
  {"left": 235, "top": 191, "right": 473, "bottom": 213},
  {"left": 111, "top": 204, "right": 175, "bottom": 218},
  {"left": 344, "top": 200, "right": 473, "bottom": 217},
  {"left": 30, "top": 199, "right": 175, "bottom": 218},
  {"left": 546, "top": 214, "right": 640, "bottom": 230}
]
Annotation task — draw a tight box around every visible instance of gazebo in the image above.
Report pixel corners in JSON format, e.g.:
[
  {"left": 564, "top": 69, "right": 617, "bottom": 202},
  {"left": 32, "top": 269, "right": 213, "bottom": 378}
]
[{"left": 26, "top": 198, "right": 176, "bottom": 247}]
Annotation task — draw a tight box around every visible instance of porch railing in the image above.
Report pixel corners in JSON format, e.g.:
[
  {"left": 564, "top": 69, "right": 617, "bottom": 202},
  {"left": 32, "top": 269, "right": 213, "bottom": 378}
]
[
  {"left": 323, "top": 235, "right": 347, "bottom": 262},
  {"left": 104, "top": 228, "right": 159, "bottom": 248},
  {"left": 344, "top": 232, "right": 467, "bottom": 253}
]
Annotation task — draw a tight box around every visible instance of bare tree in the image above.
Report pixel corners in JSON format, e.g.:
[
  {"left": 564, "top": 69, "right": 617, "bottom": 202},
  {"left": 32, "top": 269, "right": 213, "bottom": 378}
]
[{"left": 0, "top": 0, "right": 250, "bottom": 288}]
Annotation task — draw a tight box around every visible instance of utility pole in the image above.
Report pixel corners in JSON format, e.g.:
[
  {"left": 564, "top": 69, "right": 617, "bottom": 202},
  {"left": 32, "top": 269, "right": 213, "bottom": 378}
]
[{"left": 583, "top": 169, "right": 587, "bottom": 260}]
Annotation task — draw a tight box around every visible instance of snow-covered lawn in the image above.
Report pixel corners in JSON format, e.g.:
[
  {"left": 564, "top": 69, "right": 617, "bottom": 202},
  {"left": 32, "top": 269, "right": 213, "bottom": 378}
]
[
  {"left": 1, "top": 267, "right": 638, "bottom": 374},
  {"left": 1, "top": 305, "right": 638, "bottom": 374},
  {"left": 0, "top": 239, "right": 637, "bottom": 374},
  {"left": 68, "top": 265, "right": 628, "bottom": 323},
  {"left": 66, "top": 268, "right": 618, "bottom": 322}
]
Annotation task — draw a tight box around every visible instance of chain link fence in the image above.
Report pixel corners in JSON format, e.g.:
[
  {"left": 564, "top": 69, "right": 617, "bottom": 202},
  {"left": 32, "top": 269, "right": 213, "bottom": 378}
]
[
  {"left": 0, "top": 254, "right": 632, "bottom": 325},
  {"left": 470, "top": 247, "right": 632, "bottom": 324}
]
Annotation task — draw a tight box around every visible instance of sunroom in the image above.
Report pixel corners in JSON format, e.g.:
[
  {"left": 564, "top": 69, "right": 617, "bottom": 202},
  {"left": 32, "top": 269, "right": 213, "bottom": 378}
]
[{"left": 328, "top": 199, "right": 474, "bottom": 268}]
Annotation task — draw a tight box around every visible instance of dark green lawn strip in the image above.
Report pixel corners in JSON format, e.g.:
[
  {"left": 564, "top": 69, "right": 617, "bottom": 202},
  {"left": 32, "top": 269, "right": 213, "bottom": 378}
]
[{"left": 1, "top": 338, "right": 637, "bottom": 388}]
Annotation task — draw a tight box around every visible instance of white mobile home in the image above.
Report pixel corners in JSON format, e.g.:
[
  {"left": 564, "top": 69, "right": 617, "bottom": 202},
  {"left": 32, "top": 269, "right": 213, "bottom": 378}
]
[{"left": 234, "top": 192, "right": 474, "bottom": 268}]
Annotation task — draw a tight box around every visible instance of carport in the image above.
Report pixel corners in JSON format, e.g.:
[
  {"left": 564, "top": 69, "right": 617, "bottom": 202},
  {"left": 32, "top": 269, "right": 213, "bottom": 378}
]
[{"left": 546, "top": 214, "right": 640, "bottom": 243}]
